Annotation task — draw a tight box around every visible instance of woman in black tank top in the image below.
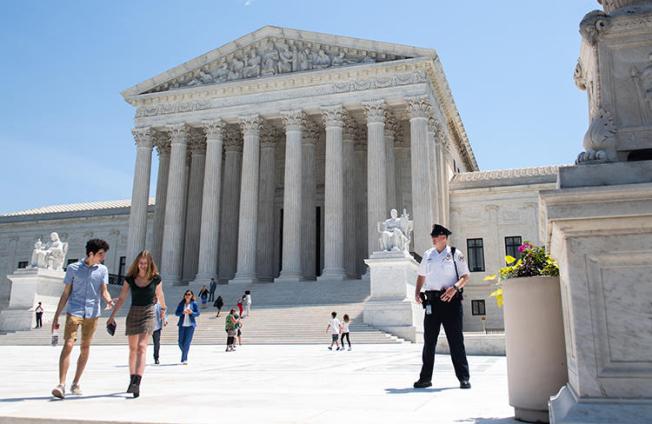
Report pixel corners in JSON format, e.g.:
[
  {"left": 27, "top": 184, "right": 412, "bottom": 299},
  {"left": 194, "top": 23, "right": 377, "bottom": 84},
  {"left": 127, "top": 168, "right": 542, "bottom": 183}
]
[{"left": 108, "top": 250, "right": 167, "bottom": 398}]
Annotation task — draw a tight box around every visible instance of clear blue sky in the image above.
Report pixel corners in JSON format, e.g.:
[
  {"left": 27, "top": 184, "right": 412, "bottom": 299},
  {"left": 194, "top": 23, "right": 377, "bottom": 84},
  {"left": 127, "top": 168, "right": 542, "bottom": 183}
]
[{"left": 0, "top": 0, "right": 596, "bottom": 215}]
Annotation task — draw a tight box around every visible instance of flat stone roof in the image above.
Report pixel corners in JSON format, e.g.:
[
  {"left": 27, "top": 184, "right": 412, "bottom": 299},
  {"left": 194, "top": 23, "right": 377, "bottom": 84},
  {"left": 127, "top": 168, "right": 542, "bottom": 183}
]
[{"left": 451, "top": 165, "right": 563, "bottom": 190}]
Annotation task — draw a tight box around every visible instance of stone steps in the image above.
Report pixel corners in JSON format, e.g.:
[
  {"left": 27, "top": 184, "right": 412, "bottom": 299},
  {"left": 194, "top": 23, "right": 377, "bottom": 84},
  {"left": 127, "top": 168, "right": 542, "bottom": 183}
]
[{"left": 0, "top": 301, "right": 405, "bottom": 345}]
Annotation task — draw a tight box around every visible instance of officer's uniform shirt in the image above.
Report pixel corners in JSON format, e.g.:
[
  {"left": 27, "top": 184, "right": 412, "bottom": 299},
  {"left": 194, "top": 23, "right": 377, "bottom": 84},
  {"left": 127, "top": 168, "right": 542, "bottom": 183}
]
[{"left": 418, "top": 245, "right": 470, "bottom": 291}]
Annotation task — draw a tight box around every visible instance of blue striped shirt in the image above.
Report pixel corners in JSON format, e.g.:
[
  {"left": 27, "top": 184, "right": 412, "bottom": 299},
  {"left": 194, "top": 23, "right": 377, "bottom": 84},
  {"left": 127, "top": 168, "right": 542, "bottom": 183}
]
[{"left": 64, "top": 259, "right": 108, "bottom": 318}]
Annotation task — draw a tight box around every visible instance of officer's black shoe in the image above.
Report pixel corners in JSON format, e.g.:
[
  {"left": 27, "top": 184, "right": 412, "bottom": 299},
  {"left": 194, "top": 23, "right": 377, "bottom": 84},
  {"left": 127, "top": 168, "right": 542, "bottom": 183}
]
[
  {"left": 413, "top": 380, "right": 432, "bottom": 389},
  {"left": 460, "top": 380, "right": 471, "bottom": 389}
]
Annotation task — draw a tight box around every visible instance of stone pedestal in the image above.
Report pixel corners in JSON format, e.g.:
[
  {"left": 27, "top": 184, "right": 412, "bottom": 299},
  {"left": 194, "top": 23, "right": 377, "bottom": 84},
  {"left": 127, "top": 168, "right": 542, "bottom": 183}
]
[
  {"left": 363, "top": 251, "right": 422, "bottom": 342},
  {"left": 0, "top": 268, "right": 64, "bottom": 331},
  {"left": 540, "top": 166, "right": 652, "bottom": 424}
]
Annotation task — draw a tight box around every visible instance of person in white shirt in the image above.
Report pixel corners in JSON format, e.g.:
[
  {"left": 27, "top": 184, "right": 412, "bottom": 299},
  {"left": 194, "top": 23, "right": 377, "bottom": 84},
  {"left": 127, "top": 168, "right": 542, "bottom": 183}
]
[
  {"left": 413, "top": 224, "right": 472, "bottom": 390},
  {"left": 340, "top": 314, "right": 352, "bottom": 351},
  {"left": 152, "top": 298, "right": 167, "bottom": 365},
  {"left": 326, "top": 311, "right": 341, "bottom": 351}
]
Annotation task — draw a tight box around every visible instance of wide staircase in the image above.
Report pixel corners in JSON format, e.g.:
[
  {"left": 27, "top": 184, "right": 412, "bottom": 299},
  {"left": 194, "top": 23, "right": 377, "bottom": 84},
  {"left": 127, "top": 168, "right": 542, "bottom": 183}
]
[{"left": 0, "top": 279, "right": 405, "bottom": 346}]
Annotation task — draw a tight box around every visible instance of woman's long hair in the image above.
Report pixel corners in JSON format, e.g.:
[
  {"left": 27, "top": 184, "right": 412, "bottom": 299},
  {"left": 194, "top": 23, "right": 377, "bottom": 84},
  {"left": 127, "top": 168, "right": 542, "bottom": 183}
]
[
  {"left": 126, "top": 250, "right": 159, "bottom": 280},
  {"left": 179, "top": 289, "right": 196, "bottom": 306}
]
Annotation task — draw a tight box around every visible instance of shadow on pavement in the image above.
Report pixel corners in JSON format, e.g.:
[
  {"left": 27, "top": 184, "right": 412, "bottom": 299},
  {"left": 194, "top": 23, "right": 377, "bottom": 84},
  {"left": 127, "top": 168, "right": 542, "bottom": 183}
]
[
  {"left": 385, "top": 386, "right": 457, "bottom": 394},
  {"left": 0, "top": 392, "right": 127, "bottom": 403}
]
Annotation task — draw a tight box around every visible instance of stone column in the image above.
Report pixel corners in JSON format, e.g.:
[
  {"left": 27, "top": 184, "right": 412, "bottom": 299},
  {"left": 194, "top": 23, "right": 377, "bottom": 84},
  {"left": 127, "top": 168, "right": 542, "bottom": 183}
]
[
  {"left": 126, "top": 127, "right": 154, "bottom": 262},
  {"left": 182, "top": 131, "right": 206, "bottom": 281},
  {"left": 232, "top": 115, "right": 263, "bottom": 284},
  {"left": 276, "top": 110, "right": 305, "bottom": 282},
  {"left": 152, "top": 133, "right": 171, "bottom": 266},
  {"left": 301, "top": 121, "right": 318, "bottom": 280},
  {"left": 354, "top": 132, "right": 368, "bottom": 276},
  {"left": 219, "top": 128, "right": 242, "bottom": 282},
  {"left": 318, "top": 105, "right": 347, "bottom": 281},
  {"left": 440, "top": 139, "right": 451, "bottom": 226},
  {"left": 160, "top": 124, "right": 189, "bottom": 285},
  {"left": 195, "top": 119, "right": 225, "bottom": 282},
  {"left": 427, "top": 116, "right": 441, "bottom": 225},
  {"left": 342, "top": 118, "right": 358, "bottom": 278},
  {"left": 362, "top": 100, "right": 387, "bottom": 258},
  {"left": 256, "top": 127, "right": 277, "bottom": 282},
  {"left": 385, "top": 112, "right": 398, "bottom": 211},
  {"left": 407, "top": 96, "right": 434, "bottom": 255}
]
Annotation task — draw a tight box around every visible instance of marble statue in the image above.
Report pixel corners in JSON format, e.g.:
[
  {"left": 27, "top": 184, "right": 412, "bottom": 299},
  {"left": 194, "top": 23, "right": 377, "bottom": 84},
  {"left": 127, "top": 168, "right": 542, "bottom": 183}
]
[
  {"left": 377, "top": 209, "right": 413, "bottom": 252},
  {"left": 29, "top": 239, "right": 47, "bottom": 269}
]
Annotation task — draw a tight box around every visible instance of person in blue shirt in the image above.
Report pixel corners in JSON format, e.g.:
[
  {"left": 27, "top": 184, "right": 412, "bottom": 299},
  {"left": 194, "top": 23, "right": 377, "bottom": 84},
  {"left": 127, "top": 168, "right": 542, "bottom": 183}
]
[
  {"left": 175, "top": 290, "right": 200, "bottom": 365},
  {"left": 50, "top": 239, "right": 113, "bottom": 399}
]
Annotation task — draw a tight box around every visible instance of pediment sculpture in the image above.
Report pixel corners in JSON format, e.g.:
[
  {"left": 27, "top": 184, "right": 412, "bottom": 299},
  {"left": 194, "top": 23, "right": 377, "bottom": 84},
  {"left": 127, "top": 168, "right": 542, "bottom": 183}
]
[
  {"left": 377, "top": 208, "right": 414, "bottom": 252},
  {"left": 146, "top": 37, "right": 411, "bottom": 93},
  {"left": 28, "top": 232, "right": 69, "bottom": 271}
]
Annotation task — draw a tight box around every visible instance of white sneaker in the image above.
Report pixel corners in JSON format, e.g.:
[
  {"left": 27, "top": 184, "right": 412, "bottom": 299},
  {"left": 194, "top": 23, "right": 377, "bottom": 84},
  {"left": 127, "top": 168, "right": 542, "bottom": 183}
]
[
  {"left": 51, "top": 384, "right": 65, "bottom": 399},
  {"left": 181, "top": 361, "right": 188, "bottom": 365},
  {"left": 70, "top": 383, "right": 82, "bottom": 395},
  {"left": 348, "top": 347, "right": 352, "bottom": 351}
]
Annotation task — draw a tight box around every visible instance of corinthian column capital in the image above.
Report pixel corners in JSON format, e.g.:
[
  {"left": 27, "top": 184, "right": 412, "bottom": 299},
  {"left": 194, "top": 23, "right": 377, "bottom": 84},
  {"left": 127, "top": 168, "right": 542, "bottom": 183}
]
[
  {"left": 406, "top": 95, "right": 432, "bottom": 119},
  {"left": 362, "top": 100, "right": 385, "bottom": 124},
  {"left": 132, "top": 127, "right": 153, "bottom": 149},
  {"left": 281, "top": 110, "right": 306, "bottom": 131},
  {"left": 154, "top": 131, "right": 171, "bottom": 156},
  {"left": 202, "top": 119, "right": 226, "bottom": 140},
  {"left": 321, "top": 105, "right": 347, "bottom": 128},
  {"left": 224, "top": 126, "right": 243, "bottom": 152},
  {"left": 239, "top": 114, "right": 263, "bottom": 135},
  {"left": 167, "top": 123, "right": 189, "bottom": 145}
]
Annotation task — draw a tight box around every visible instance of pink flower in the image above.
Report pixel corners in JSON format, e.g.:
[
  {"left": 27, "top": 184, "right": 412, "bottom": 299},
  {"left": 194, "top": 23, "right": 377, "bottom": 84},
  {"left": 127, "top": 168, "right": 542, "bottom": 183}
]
[{"left": 518, "top": 242, "right": 532, "bottom": 253}]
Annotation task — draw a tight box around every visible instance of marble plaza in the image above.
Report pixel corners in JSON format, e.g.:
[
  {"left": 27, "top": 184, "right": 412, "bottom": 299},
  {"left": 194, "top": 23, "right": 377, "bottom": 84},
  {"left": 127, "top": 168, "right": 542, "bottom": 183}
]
[{"left": 0, "top": 344, "right": 518, "bottom": 424}]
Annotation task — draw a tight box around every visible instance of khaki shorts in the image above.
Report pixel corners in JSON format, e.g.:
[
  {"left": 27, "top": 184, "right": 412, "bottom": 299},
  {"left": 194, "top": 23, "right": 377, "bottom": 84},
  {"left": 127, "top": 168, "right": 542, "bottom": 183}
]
[{"left": 63, "top": 314, "right": 98, "bottom": 345}]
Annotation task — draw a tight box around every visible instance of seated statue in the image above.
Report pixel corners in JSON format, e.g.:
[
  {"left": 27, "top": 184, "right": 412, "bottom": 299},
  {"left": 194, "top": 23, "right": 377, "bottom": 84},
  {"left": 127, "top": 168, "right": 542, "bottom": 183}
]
[
  {"left": 44, "top": 232, "right": 68, "bottom": 271},
  {"left": 29, "top": 239, "right": 47, "bottom": 269},
  {"left": 377, "top": 209, "right": 413, "bottom": 252}
]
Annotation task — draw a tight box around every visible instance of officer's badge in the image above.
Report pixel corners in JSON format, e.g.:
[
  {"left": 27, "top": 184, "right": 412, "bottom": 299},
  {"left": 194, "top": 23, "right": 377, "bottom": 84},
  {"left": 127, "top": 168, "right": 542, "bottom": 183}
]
[
  {"left": 458, "top": 252, "right": 465, "bottom": 262},
  {"left": 445, "top": 253, "right": 453, "bottom": 261}
]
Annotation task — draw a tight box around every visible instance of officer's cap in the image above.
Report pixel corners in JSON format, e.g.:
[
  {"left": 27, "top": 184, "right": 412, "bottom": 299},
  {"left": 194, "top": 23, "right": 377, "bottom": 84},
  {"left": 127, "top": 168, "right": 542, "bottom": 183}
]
[{"left": 430, "top": 224, "right": 452, "bottom": 237}]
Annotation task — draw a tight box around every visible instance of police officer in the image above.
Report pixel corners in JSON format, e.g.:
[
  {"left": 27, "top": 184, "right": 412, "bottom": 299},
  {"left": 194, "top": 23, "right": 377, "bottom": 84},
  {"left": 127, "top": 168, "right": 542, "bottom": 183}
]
[{"left": 413, "top": 224, "right": 471, "bottom": 389}]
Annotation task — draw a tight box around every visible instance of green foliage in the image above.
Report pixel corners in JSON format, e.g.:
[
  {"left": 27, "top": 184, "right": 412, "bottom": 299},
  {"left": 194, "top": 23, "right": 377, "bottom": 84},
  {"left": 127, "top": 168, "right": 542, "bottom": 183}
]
[{"left": 484, "top": 242, "right": 559, "bottom": 308}]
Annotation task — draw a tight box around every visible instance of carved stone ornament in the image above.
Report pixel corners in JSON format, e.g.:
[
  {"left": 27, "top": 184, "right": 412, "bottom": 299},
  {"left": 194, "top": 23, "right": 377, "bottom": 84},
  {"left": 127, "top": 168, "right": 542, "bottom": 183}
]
[
  {"left": 223, "top": 126, "right": 243, "bottom": 152},
  {"left": 576, "top": 107, "right": 618, "bottom": 164},
  {"left": 573, "top": 60, "right": 587, "bottom": 91},
  {"left": 362, "top": 100, "right": 385, "bottom": 124},
  {"left": 146, "top": 37, "right": 412, "bottom": 94},
  {"left": 188, "top": 130, "right": 206, "bottom": 153},
  {"left": 239, "top": 114, "right": 263, "bottom": 135},
  {"left": 202, "top": 119, "right": 226, "bottom": 140},
  {"left": 28, "top": 232, "right": 69, "bottom": 271},
  {"left": 377, "top": 208, "right": 413, "bottom": 253},
  {"left": 406, "top": 95, "right": 432, "bottom": 119},
  {"left": 598, "top": 0, "right": 650, "bottom": 13},
  {"left": 132, "top": 127, "right": 153, "bottom": 149},
  {"left": 168, "top": 123, "right": 189, "bottom": 144},
  {"left": 580, "top": 10, "right": 610, "bottom": 46},
  {"left": 154, "top": 131, "right": 171, "bottom": 155},
  {"left": 321, "top": 105, "right": 346, "bottom": 128},
  {"left": 281, "top": 110, "right": 306, "bottom": 131}
]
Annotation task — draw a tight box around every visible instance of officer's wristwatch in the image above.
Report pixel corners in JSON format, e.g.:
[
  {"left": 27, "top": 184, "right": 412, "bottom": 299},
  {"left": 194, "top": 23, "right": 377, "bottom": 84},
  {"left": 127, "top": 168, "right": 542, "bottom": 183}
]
[{"left": 452, "top": 285, "right": 461, "bottom": 293}]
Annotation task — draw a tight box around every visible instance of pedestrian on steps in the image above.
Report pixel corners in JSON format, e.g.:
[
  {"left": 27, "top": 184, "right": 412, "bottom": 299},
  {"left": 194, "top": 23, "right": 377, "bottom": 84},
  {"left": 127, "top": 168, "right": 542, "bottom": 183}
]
[
  {"left": 214, "top": 295, "right": 224, "bottom": 317},
  {"left": 340, "top": 314, "right": 352, "bottom": 351},
  {"left": 175, "top": 290, "right": 200, "bottom": 365}
]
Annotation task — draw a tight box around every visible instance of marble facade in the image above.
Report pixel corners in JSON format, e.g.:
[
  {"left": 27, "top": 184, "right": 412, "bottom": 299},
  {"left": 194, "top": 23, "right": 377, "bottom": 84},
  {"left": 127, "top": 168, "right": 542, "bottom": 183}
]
[{"left": 120, "top": 26, "right": 477, "bottom": 286}]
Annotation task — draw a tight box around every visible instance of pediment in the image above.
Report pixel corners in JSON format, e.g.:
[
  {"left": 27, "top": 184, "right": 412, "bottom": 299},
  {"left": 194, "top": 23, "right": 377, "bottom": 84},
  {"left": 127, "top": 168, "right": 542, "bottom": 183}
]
[{"left": 123, "top": 26, "right": 435, "bottom": 97}]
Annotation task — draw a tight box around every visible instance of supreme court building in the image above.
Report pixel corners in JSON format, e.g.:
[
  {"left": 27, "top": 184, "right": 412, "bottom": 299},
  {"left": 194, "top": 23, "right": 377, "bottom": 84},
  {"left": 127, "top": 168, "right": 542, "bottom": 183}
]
[{"left": 0, "top": 27, "right": 560, "bottom": 331}]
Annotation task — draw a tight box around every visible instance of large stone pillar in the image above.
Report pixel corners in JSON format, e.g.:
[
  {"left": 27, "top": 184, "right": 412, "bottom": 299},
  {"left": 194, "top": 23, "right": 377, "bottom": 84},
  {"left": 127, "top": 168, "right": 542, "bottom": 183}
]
[
  {"left": 542, "top": 2, "right": 652, "bottom": 422},
  {"left": 219, "top": 128, "right": 242, "bottom": 282},
  {"left": 362, "top": 100, "right": 387, "bottom": 259},
  {"left": 256, "top": 127, "right": 277, "bottom": 282},
  {"left": 427, "top": 116, "right": 441, "bottom": 225},
  {"left": 160, "top": 124, "right": 189, "bottom": 285},
  {"left": 232, "top": 115, "right": 263, "bottom": 284},
  {"left": 343, "top": 118, "right": 358, "bottom": 278},
  {"left": 276, "top": 110, "right": 305, "bottom": 282},
  {"left": 195, "top": 119, "right": 225, "bottom": 282},
  {"left": 301, "top": 121, "right": 318, "bottom": 280},
  {"left": 385, "top": 113, "right": 398, "bottom": 212},
  {"left": 407, "top": 96, "right": 434, "bottom": 255},
  {"left": 319, "top": 105, "right": 347, "bottom": 281},
  {"left": 152, "top": 133, "right": 171, "bottom": 266},
  {"left": 126, "top": 127, "right": 154, "bottom": 262},
  {"left": 354, "top": 131, "right": 368, "bottom": 276},
  {"left": 182, "top": 131, "right": 206, "bottom": 281}
]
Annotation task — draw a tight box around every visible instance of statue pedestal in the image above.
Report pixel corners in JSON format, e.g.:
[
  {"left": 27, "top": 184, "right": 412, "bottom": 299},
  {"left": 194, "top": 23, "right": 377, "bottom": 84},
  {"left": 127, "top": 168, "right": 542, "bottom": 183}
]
[
  {"left": 363, "top": 250, "right": 423, "bottom": 342},
  {"left": 540, "top": 168, "right": 652, "bottom": 423},
  {"left": 0, "top": 268, "right": 64, "bottom": 331}
]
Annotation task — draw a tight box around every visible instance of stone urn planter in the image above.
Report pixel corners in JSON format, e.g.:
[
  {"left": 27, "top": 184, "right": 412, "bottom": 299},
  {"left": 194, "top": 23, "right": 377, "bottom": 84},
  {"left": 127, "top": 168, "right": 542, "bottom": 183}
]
[{"left": 502, "top": 276, "right": 567, "bottom": 423}]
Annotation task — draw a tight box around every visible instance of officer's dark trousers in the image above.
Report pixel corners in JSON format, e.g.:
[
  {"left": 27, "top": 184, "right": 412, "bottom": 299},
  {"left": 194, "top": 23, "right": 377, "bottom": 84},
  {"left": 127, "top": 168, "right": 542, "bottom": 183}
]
[
  {"left": 419, "top": 296, "right": 470, "bottom": 383},
  {"left": 152, "top": 329, "right": 161, "bottom": 361}
]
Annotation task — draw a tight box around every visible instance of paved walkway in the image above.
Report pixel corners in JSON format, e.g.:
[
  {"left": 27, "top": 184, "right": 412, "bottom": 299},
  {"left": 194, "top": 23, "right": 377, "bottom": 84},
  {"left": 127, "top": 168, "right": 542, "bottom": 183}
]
[{"left": 0, "top": 345, "right": 519, "bottom": 424}]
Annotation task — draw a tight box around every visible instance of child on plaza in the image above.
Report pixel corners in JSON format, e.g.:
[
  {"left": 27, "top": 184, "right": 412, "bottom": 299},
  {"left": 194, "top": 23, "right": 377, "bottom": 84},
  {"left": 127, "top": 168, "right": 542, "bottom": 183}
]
[
  {"left": 326, "top": 311, "right": 341, "bottom": 351},
  {"left": 340, "top": 314, "right": 352, "bottom": 351},
  {"left": 225, "top": 308, "right": 238, "bottom": 352}
]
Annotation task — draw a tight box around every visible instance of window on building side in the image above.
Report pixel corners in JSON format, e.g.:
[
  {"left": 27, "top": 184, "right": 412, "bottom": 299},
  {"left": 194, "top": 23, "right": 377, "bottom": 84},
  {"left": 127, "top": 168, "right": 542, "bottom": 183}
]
[
  {"left": 466, "top": 238, "right": 485, "bottom": 272},
  {"left": 17, "top": 261, "right": 28, "bottom": 269},
  {"left": 471, "top": 299, "right": 486, "bottom": 316},
  {"left": 118, "top": 256, "right": 127, "bottom": 277},
  {"left": 505, "top": 236, "right": 523, "bottom": 262}
]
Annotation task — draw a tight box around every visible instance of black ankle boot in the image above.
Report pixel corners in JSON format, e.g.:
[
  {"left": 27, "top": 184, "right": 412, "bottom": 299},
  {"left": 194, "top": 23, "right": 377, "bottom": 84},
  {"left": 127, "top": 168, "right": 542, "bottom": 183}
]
[
  {"left": 132, "top": 375, "right": 141, "bottom": 398},
  {"left": 127, "top": 375, "right": 136, "bottom": 393}
]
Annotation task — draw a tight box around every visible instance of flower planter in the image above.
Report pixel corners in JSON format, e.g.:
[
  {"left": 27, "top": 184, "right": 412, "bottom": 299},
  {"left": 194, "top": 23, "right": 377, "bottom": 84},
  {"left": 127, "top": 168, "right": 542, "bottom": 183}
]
[{"left": 503, "top": 276, "right": 567, "bottom": 423}]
